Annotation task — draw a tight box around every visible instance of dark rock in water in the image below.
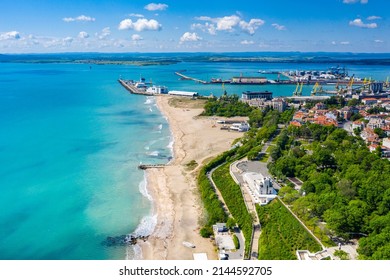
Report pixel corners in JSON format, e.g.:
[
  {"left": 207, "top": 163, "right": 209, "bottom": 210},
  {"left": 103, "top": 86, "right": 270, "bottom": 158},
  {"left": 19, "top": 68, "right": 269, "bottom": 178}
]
[{"left": 101, "top": 234, "right": 148, "bottom": 247}]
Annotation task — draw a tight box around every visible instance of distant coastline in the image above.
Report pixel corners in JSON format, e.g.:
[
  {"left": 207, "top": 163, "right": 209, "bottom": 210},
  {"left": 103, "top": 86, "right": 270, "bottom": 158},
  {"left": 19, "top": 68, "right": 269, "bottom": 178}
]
[{"left": 2, "top": 52, "right": 390, "bottom": 66}]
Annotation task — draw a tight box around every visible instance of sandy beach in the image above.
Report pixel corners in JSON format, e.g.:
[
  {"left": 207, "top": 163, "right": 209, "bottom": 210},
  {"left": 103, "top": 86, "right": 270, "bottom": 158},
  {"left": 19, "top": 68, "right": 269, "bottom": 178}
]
[{"left": 139, "top": 96, "right": 245, "bottom": 260}]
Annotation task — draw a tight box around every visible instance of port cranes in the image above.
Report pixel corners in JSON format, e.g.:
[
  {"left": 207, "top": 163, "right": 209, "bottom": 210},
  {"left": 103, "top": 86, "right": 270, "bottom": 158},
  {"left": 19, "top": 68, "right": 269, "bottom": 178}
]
[{"left": 293, "top": 82, "right": 304, "bottom": 96}]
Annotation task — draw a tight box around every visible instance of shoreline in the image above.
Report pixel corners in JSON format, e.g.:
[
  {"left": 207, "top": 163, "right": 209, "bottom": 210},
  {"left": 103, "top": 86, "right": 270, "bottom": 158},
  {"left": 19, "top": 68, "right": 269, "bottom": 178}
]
[{"left": 139, "top": 95, "right": 245, "bottom": 260}]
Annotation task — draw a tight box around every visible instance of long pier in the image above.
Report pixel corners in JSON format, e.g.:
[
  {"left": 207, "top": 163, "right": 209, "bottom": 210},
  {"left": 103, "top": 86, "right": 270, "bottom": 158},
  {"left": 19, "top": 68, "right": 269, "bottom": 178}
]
[
  {"left": 118, "top": 79, "right": 154, "bottom": 95},
  {"left": 174, "top": 71, "right": 208, "bottom": 84}
]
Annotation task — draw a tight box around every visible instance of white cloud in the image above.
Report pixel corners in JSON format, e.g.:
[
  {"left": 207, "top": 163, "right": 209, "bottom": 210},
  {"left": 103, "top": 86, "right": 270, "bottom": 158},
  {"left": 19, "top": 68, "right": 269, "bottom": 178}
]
[
  {"left": 97, "top": 27, "right": 111, "bottom": 40},
  {"left": 340, "top": 41, "right": 350, "bottom": 45},
  {"left": 63, "top": 15, "right": 95, "bottom": 22},
  {"left": 367, "top": 15, "right": 381, "bottom": 20},
  {"left": 374, "top": 39, "right": 384, "bottom": 43},
  {"left": 195, "top": 16, "right": 213, "bottom": 21},
  {"left": 349, "top": 18, "right": 377, "bottom": 28},
  {"left": 78, "top": 31, "right": 89, "bottom": 39},
  {"left": 180, "top": 32, "right": 202, "bottom": 43},
  {"left": 129, "top": 13, "right": 145, "bottom": 18},
  {"left": 192, "top": 15, "right": 265, "bottom": 35},
  {"left": 144, "top": 3, "right": 168, "bottom": 11},
  {"left": 272, "top": 23, "right": 286, "bottom": 31},
  {"left": 216, "top": 15, "right": 241, "bottom": 31},
  {"left": 343, "top": 0, "right": 368, "bottom": 3},
  {"left": 331, "top": 41, "right": 337, "bottom": 45},
  {"left": 191, "top": 22, "right": 216, "bottom": 35},
  {"left": 194, "top": 15, "right": 264, "bottom": 35},
  {"left": 0, "top": 31, "right": 21, "bottom": 40},
  {"left": 240, "top": 40, "right": 254, "bottom": 45},
  {"left": 239, "top": 19, "right": 265, "bottom": 35},
  {"left": 131, "top": 34, "right": 143, "bottom": 41},
  {"left": 118, "top": 18, "right": 162, "bottom": 32}
]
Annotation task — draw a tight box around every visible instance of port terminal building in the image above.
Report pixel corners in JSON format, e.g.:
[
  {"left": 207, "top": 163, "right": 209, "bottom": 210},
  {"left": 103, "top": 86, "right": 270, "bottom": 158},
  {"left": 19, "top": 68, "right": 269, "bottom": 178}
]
[{"left": 242, "top": 91, "right": 273, "bottom": 101}]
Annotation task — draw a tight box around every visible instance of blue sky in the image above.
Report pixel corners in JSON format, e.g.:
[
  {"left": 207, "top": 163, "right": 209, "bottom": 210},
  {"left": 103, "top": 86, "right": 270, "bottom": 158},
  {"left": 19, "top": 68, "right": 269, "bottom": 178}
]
[{"left": 0, "top": 0, "right": 389, "bottom": 53}]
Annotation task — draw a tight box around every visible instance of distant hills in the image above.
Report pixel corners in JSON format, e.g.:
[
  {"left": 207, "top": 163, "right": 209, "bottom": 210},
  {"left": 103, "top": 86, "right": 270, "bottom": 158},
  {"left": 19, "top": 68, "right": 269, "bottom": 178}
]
[{"left": 1, "top": 52, "right": 390, "bottom": 65}]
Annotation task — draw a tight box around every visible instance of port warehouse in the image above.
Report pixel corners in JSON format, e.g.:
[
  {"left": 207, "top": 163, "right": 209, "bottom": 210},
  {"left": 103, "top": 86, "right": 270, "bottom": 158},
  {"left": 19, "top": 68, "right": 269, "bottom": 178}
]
[{"left": 167, "top": 90, "right": 199, "bottom": 98}]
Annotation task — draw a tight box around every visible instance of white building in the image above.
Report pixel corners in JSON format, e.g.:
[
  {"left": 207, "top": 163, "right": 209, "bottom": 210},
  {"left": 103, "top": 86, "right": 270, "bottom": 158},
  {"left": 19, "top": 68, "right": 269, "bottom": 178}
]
[
  {"left": 383, "top": 138, "right": 390, "bottom": 149},
  {"left": 230, "top": 122, "right": 250, "bottom": 132},
  {"left": 242, "top": 172, "right": 277, "bottom": 205},
  {"left": 146, "top": 85, "right": 169, "bottom": 94},
  {"left": 168, "top": 90, "right": 198, "bottom": 98}
]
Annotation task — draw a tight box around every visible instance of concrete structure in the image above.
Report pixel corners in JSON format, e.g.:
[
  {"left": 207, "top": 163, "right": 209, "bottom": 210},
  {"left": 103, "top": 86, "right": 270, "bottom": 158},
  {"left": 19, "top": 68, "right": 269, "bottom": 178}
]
[
  {"left": 231, "top": 76, "right": 267, "bottom": 84},
  {"left": 296, "top": 250, "right": 332, "bottom": 260},
  {"left": 168, "top": 90, "right": 198, "bottom": 98},
  {"left": 242, "top": 91, "right": 273, "bottom": 101},
  {"left": 242, "top": 172, "right": 277, "bottom": 205}
]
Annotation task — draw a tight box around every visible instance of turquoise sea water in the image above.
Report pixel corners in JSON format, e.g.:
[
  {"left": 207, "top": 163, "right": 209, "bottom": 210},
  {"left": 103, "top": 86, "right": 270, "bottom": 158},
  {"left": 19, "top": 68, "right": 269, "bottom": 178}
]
[{"left": 0, "top": 54, "right": 389, "bottom": 259}]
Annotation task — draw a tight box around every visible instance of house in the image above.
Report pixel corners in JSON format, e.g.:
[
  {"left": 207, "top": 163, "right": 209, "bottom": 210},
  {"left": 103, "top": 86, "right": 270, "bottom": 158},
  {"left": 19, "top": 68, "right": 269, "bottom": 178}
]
[
  {"left": 362, "top": 98, "right": 378, "bottom": 106},
  {"left": 382, "top": 138, "right": 390, "bottom": 149},
  {"left": 361, "top": 128, "right": 380, "bottom": 144},
  {"left": 290, "top": 120, "right": 302, "bottom": 127},
  {"left": 369, "top": 143, "right": 379, "bottom": 153},
  {"left": 213, "top": 223, "right": 228, "bottom": 233},
  {"left": 352, "top": 120, "right": 364, "bottom": 131},
  {"left": 367, "top": 117, "right": 385, "bottom": 130},
  {"left": 314, "top": 102, "right": 327, "bottom": 110},
  {"left": 339, "top": 106, "right": 352, "bottom": 120}
]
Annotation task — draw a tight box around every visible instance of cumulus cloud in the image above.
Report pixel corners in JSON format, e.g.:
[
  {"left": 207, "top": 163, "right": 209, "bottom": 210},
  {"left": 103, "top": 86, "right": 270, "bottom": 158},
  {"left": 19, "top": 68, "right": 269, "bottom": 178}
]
[
  {"left": 0, "top": 31, "right": 21, "bottom": 40},
  {"left": 367, "top": 15, "right": 381, "bottom": 20},
  {"left": 131, "top": 34, "right": 143, "bottom": 41},
  {"left": 194, "top": 14, "right": 265, "bottom": 35},
  {"left": 343, "top": 0, "right": 368, "bottom": 3},
  {"left": 118, "top": 18, "right": 162, "bottom": 32},
  {"left": 78, "top": 31, "right": 89, "bottom": 39},
  {"left": 349, "top": 18, "right": 377, "bottom": 28},
  {"left": 215, "top": 15, "right": 241, "bottom": 31},
  {"left": 97, "top": 27, "right": 111, "bottom": 40},
  {"left": 240, "top": 40, "right": 254, "bottom": 45},
  {"left": 272, "top": 23, "right": 286, "bottom": 31},
  {"left": 191, "top": 22, "right": 216, "bottom": 35},
  {"left": 180, "top": 32, "right": 202, "bottom": 43},
  {"left": 239, "top": 19, "right": 265, "bottom": 35},
  {"left": 63, "top": 15, "right": 95, "bottom": 22},
  {"left": 144, "top": 3, "right": 168, "bottom": 11}
]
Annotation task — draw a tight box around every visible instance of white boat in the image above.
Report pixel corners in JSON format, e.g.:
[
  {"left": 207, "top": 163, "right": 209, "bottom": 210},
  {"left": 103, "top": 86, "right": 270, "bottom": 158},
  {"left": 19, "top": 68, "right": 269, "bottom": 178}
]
[{"left": 182, "top": 241, "right": 196, "bottom": 248}]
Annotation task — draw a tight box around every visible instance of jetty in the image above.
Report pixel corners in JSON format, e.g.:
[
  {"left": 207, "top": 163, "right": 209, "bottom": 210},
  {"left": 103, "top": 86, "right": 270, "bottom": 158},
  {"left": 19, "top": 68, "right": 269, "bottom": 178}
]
[
  {"left": 138, "top": 164, "right": 167, "bottom": 170},
  {"left": 118, "top": 79, "right": 154, "bottom": 95},
  {"left": 175, "top": 71, "right": 208, "bottom": 84}
]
